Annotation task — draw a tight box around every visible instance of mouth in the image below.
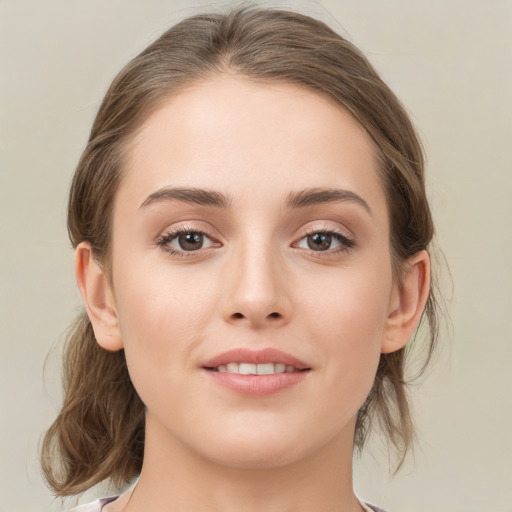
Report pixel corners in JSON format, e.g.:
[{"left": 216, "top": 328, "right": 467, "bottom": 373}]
[
  {"left": 202, "top": 347, "right": 311, "bottom": 372},
  {"left": 205, "top": 362, "right": 310, "bottom": 375},
  {"left": 201, "top": 348, "right": 311, "bottom": 396}
]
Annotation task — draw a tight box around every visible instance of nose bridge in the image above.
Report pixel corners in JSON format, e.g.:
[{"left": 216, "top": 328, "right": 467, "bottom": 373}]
[{"left": 223, "top": 233, "right": 290, "bottom": 327}]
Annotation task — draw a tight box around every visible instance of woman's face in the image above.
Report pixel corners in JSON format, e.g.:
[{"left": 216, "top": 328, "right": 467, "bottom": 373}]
[{"left": 108, "top": 76, "right": 399, "bottom": 469}]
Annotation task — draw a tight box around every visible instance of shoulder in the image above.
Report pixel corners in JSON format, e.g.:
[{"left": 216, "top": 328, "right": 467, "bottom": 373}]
[{"left": 66, "top": 497, "right": 119, "bottom": 512}]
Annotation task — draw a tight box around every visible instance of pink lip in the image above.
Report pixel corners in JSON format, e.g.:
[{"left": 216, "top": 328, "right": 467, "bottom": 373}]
[
  {"left": 202, "top": 348, "right": 310, "bottom": 370},
  {"left": 202, "top": 348, "right": 311, "bottom": 397}
]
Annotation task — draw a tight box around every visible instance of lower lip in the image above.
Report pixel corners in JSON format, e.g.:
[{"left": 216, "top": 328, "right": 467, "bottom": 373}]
[{"left": 203, "top": 369, "right": 309, "bottom": 397}]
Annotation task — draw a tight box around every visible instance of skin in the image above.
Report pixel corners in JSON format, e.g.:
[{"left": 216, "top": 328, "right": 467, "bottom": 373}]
[{"left": 76, "top": 76, "right": 430, "bottom": 512}]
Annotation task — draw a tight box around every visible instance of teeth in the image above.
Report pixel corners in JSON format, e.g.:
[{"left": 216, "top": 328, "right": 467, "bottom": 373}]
[
  {"left": 214, "top": 363, "right": 296, "bottom": 375},
  {"left": 239, "top": 363, "right": 257, "bottom": 375},
  {"left": 257, "top": 363, "right": 275, "bottom": 375}
]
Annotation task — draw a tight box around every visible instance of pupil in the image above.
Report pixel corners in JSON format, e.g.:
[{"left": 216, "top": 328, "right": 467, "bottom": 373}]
[
  {"left": 307, "top": 233, "right": 331, "bottom": 251},
  {"left": 179, "top": 232, "right": 203, "bottom": 250}
]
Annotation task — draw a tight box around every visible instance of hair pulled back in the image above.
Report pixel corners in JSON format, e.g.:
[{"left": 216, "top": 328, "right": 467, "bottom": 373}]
[{"left": 42, "top": 6, "right": 439, "bottom": 496}]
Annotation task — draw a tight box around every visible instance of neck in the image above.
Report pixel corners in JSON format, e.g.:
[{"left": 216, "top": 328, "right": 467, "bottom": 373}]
[{"left": 116, "top": 416, "right": 363, "bottom": 512}]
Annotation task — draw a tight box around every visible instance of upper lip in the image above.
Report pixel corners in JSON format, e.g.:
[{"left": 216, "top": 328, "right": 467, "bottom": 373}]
[{"left": 202, "top": 348, "right": 310, "bottom": 370}]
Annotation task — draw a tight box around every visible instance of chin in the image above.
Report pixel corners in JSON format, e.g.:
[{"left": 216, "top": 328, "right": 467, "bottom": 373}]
[
  {"left": 192, "top": 420, "right": 321, "bottom": 470},
  {"left": 206, "top": 441, "right": 305, "bottom": 470}
]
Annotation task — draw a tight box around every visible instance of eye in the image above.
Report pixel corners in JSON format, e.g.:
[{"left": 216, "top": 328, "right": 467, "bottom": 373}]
[
  {"left": 295, "top": 230, "right": 354, "bottom": 252},
  {"left": 158, "top": 228, "right": 217, "bottom": 254}
]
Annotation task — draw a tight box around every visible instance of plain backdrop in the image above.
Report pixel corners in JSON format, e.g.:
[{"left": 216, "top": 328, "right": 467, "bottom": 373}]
[{"left": 1, "top": 1, "right": 511, "bottom": 511}]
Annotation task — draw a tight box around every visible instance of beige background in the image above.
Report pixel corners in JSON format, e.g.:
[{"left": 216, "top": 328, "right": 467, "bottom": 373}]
[{"left": 1, "top": 1, "right": 511, "bottom": 511}]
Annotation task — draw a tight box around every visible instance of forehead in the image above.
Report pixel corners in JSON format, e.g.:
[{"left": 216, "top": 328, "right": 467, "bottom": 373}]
[{"left": 118, "top": 75, "right": 387, "bottom": 221}]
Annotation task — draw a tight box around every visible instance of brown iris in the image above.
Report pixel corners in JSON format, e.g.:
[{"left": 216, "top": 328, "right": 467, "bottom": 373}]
[
  {"left": 307, "top": 233, "right": 332, "bottom": 251},
  {"left": 178, "top": 232, "right": 204, "bottom": 251}
]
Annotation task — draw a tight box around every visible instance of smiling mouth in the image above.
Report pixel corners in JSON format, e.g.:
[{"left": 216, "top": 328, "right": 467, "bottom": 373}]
[
  {"left": 205, "top": 362, "right": 310, "bottom": 375},
  {"left": 202, "top": 349, "right": 311, "bottom": 396}
]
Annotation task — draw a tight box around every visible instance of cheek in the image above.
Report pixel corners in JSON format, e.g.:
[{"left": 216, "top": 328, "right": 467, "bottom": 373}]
[
  {"left": 302, "top": 263, "right": 393, "bottom": 396},
  {"left": 303, "top": 261, "right": 392, "bottom": 344},
  {"left": 111, "top": 259, "right": 219, "bottom": 380}
]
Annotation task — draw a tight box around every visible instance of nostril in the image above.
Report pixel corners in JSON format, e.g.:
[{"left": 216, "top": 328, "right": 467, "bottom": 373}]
[{"left": 229, "top": 311, "right": 283, "bottom": 322}]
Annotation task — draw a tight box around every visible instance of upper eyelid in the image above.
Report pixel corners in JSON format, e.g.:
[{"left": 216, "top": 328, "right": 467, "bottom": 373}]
[
  {"left": 299, "top": 226, "right": 350, "bottom": 236},
  {"left": 158, "top": 222, "right": 219, "bottom": 239},
  {"left": 294, "top": 223, "right": 354, "bottom": 240},
  {"left": 161, "top": 228, "right": 214, "bottom": 240}
]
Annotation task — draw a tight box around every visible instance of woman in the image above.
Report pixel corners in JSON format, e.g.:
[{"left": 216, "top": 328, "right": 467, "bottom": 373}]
[{"left": 42, "top": 7, "right": 440, "bottom": 512}]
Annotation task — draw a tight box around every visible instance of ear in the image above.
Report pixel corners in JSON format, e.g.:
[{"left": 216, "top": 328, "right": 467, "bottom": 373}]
[
  {"left": 381, "top": 250, "right": 431, "bottom": 354},
  {"left": 75, "top": 242, "right": 123, "bottom": 351}
]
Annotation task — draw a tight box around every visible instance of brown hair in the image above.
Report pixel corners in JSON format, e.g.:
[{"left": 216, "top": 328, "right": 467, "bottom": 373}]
[{"left": 42, "top": 6, "right": 440, "bottom": 496}]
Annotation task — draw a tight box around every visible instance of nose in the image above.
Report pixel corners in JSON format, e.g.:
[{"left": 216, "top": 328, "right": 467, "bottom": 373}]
[{"left": 222, "top": 242, "right": 292, "bottom": 329}]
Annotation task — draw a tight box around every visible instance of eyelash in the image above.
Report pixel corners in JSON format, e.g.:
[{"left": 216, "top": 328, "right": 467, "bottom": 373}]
[
  {"left": 294, "top": 227, "right": 355, "bottom": 256},
  {"left": 157, "top": 225, "right": 218, "bottom": 258},
  {"left": 156, "top": 225, "right": 355, "bottom": 258}
]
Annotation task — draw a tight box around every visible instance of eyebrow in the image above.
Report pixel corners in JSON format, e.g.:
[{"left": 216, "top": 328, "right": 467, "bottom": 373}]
[
  {"left": 139, "top": 187, "right": 231, "bottom": 210},
  {"left": 286, "top": 187, "right": 372, "bottom": 216},
  {"left": 139, "top": 186, "right": 371, "bottom": 216}
]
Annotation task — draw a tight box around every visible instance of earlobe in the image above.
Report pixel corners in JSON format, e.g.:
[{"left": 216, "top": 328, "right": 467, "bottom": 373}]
[
  {"left": 381, "top": 250, "right": 431, "bottom": 354},
  {"left": 75, "top": 242, "right": 124, "bottom": 351}
]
